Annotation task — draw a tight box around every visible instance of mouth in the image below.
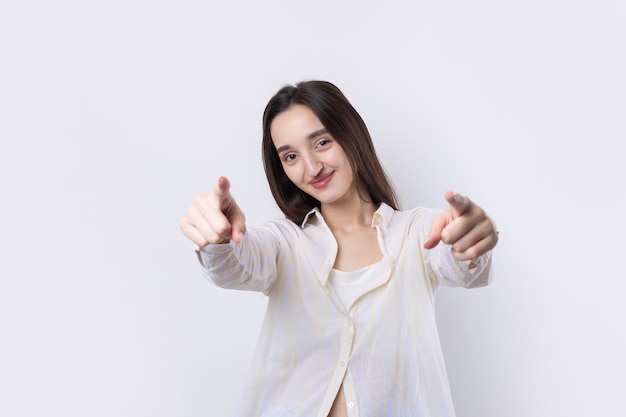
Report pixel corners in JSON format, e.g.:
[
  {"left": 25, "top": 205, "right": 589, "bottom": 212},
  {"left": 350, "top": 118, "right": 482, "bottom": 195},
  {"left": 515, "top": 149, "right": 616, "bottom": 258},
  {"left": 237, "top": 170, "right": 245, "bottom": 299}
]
[{"left": 309, "top": 171, "right": 334, "bottom": 189}]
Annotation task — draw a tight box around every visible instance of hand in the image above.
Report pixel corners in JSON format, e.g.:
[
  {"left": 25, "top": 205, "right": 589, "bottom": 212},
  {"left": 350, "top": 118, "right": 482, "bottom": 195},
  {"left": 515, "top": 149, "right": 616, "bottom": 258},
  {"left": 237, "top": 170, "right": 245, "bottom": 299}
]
[
  {"left": 179, "top": 176, "right": 247, "bottom": 246},
  {"left": 423, "top": 191, "right": 498, "bottom": 261}
]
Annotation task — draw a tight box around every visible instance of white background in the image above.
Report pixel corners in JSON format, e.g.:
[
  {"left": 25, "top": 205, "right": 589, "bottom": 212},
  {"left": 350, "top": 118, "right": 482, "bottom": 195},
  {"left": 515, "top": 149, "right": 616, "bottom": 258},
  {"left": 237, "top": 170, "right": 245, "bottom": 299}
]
[{"left": 1, "top": 1, "right": 625, "bottom": 416}]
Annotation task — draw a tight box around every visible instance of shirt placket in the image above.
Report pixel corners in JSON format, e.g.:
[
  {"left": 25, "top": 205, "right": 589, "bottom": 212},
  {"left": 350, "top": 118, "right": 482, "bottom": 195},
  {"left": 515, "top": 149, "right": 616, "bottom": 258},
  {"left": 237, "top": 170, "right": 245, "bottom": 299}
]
[
  {"left": 342, "top": 314, "right": 359, "bottom": 416},
  {"left": 339, "top": 315, "right": 354, "bottom": 367}
]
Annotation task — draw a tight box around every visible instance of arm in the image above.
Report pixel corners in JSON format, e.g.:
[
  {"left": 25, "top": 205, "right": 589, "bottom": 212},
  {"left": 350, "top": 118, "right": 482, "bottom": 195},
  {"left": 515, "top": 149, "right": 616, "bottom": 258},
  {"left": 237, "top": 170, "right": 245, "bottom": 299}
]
[
  {"left": 196, "top": 225, "right": 281, "bottom": 294},
  {"left": 180, "top": 176, "right": 280, "bottom": 294},
  {"left": 424, "top": 233, "right": 493, "bottom": 288}
]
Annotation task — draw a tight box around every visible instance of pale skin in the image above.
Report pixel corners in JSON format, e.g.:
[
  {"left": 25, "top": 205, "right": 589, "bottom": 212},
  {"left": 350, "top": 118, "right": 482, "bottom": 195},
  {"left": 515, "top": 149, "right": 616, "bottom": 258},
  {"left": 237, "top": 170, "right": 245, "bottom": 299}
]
[{"left": 179, "top": 105, "right": 498, "bottom": 417}]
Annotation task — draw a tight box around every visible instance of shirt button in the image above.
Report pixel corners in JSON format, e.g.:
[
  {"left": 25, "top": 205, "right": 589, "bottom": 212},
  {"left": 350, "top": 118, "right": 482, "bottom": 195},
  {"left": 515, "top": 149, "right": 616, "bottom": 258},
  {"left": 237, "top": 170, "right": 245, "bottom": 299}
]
[
  {"left": 345, "top": 320, "right": 352, "bottom": 327},
  {"left": 348, "top": 402, "right": 355, "bottom": 408},
  {"left": 339, "top": 361, "right": 346, "bottom": 367}
]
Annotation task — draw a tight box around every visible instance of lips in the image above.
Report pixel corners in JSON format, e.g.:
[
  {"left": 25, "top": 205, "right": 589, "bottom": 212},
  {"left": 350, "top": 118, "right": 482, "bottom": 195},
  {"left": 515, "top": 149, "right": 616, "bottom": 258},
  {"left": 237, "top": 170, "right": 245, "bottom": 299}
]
[{"left": 309, "top": 171, "right": 334, "bottom": 189}]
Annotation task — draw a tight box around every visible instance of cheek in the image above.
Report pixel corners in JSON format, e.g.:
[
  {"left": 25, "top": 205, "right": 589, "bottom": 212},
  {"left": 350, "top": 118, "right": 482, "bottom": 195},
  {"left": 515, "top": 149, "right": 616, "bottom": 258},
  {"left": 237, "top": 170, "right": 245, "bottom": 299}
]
[
  {"left": 282, "top": 165, "right": 302, "bottom": 184},
  {"left": 342, "top": 157, "right": 355, "bottom": 178}
]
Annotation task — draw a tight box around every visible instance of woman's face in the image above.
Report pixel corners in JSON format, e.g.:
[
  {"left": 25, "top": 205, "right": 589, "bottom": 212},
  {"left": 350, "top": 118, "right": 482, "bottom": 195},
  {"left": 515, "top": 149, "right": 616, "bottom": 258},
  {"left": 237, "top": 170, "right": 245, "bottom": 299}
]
[{"left": 270, "top": 104, "right": 357, "bottom": 206}]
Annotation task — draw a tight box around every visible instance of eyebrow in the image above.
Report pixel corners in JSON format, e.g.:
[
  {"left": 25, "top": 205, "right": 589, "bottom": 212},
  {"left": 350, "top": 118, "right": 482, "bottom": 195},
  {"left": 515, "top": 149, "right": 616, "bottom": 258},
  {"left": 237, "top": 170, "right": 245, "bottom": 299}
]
[
  {"left": 275, "top": 129, "right": 329, "bottom": 154},
  {"left": 307, "top": 128, "right": 328, "bottom": 140}
]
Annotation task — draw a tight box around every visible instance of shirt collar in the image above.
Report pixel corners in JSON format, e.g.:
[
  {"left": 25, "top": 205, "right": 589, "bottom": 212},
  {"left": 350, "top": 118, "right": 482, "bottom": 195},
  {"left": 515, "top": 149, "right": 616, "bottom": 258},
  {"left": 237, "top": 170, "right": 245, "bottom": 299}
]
[
  {"left": 301, "top": 203, "right": 395, "bottom": 229},
  {"left": 371, "top": 202, "right": 394, "bottom": 229},
  {"left": 301, "top": 207, "right": 321, "bottom": 227}
]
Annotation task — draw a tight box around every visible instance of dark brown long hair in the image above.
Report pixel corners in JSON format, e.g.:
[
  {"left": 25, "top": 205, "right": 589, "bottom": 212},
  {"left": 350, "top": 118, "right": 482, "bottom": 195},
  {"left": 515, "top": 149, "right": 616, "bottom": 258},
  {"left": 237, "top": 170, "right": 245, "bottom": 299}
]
[{"left": 262, "top": 80, "right": 399, "bottom": 224}]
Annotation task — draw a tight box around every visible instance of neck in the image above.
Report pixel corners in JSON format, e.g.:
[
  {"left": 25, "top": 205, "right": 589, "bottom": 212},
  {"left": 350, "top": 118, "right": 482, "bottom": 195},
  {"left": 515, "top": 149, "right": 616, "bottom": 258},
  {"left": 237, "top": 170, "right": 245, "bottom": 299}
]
[{"left": 321, "top": 194, "right": 378, "bottom": 232}]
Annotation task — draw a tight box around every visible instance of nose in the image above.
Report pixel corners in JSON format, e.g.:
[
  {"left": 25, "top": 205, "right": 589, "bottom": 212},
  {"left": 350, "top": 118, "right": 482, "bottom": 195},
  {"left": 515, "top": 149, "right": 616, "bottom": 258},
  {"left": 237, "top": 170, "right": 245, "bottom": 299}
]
[{"left": 303, "top": 155, "right": 323, "bottom": 177}]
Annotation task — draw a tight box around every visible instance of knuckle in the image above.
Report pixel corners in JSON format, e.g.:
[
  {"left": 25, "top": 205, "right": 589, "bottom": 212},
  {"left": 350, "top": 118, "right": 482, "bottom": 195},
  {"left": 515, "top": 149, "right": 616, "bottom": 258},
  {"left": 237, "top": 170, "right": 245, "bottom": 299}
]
[
  {"left": 465, "top": 247, "right": 479, "bottom": 260},
  {"left": 200, "top": 194, "right": 214, "bottom": 209},
  {"left": 491, "top": 232, "right": 499, "bottom": 247},
  {"left": 214, "top": 224, "right": 231, "bottom": 236},
  {"left": 205, "top": 230, "right": 223, "bottom": 245},
  {"left": 179, "top": 217, "right": 189, "bottom": 230},
  {"left": 473, "top": 206, "right": 486, "bottom": 219},
  {"left": 452, "top": 242, "right": 465, "bottom": 253},
  {"left": 207, "top": 236, "right": 222, "bottom": 245},
  {"left": 194, "top": 233, "right": 208, "bottom": 246}
]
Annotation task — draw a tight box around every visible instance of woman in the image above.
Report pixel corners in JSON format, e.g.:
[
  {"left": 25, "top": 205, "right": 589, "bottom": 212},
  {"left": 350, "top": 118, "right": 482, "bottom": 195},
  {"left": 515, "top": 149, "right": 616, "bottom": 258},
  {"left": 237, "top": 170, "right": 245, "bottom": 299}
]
[{"left": 180, "top": 81, "right": 498, "bottom": 417}]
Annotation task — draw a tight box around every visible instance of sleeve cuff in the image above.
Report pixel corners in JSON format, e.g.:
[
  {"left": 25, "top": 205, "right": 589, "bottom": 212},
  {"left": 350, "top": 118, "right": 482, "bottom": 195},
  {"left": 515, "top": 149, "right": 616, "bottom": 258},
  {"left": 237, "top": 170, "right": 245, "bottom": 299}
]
[{"left": 195, "top": 243, "right": 233, "bottom": 268}]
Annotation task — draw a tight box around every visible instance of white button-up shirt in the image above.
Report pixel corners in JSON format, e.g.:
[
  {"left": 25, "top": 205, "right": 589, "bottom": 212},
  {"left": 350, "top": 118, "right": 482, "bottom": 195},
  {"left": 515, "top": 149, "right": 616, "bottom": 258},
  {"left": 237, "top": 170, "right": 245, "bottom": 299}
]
[{"left": 198, "top": 203, "right": 492, "bottom": 417}]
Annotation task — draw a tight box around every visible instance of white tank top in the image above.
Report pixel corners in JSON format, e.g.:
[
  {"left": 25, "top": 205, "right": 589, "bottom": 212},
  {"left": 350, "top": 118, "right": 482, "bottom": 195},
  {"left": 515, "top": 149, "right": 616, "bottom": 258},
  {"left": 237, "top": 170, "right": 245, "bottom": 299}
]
[{"left": 327, "top": 263, "right": 377, "bottom": 310}]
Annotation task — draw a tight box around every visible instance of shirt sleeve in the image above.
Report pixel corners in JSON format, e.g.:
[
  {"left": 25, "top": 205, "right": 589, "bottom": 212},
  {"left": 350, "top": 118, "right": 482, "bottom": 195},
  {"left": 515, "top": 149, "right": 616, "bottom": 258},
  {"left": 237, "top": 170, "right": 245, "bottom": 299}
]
[
  {"left": 421, "top": 208, "right": 493, "bottom": 289},
  {"left": 195, "top": 224, "right": 282, "bottom": 295},
  {"left": 425, "top": 241, "right": 493, "bottom": 288}
]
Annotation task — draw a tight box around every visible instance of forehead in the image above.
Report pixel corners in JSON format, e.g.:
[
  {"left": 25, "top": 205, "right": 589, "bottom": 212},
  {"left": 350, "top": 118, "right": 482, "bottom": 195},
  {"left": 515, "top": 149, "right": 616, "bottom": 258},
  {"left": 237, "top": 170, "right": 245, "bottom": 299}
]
[{"left": 270, "top": 105, "right": 325, "bottom": 146}]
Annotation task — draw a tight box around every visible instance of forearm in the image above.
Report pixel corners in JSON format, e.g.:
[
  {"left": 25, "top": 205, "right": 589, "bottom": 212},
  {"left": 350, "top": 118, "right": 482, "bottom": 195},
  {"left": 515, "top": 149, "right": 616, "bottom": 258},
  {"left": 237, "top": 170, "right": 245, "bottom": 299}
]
[
  {"left": 426, "top": 241, "right": 493, "bottom": 288},
  {"left": 196, "top": 226, "right": 281, "bottom": 294}
]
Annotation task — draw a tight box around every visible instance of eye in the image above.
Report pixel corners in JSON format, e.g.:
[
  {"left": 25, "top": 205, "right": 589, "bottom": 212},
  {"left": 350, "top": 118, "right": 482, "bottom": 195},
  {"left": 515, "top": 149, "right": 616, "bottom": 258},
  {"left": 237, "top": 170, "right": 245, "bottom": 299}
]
[
  {"left": 315, "top": 138, "right": 331, "bottom": 148},
  {"left": 282, "top": 153, "right": 297, "bottom": 163}
]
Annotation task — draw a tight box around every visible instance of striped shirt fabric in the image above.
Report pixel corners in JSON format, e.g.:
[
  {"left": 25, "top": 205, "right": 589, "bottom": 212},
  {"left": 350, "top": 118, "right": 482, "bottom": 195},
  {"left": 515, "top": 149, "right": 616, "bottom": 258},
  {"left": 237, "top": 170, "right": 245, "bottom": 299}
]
[{"left": 198, "top": 203, "right": 492, "bottom": 417}]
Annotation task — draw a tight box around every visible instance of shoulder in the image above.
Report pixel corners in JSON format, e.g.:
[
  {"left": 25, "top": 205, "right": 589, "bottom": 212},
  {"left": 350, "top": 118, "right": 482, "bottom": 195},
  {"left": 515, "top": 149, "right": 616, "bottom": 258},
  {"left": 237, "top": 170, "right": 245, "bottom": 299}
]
[
  {"left": 248, "top": 217, "right": 304, "bottom": 240},
  {"left": 382, "top": 206, "right": 449, "bottom": 246},
  {"left": 387, "top": 206, "right": 443, "bottom": 228}
]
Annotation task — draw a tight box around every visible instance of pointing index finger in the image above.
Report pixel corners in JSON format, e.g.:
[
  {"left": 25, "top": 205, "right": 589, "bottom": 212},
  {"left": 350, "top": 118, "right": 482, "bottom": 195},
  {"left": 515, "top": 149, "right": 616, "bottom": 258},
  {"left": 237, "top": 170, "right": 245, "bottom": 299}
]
[
  {"left": 214, "top": 176, "right": 230, "bottom": 195},
  {"left": 207, "top": 176, "right": 233, "bottom": 213},
  {"left": 445, "top": 190, "right": 470, "bottom": 218}
]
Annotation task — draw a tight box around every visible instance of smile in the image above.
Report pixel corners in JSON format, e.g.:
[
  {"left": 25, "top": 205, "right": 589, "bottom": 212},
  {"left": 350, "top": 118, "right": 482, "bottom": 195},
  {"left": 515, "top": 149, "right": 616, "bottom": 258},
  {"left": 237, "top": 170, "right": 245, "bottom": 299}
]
[{"left": 309, "top": 172, "right": 334, "bottom": 189}]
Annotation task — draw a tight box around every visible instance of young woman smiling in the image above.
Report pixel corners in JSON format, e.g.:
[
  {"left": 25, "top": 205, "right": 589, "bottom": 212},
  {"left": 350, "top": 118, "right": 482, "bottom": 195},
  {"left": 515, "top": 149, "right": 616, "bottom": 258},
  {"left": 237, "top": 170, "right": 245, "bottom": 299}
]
[{"left": 180, "top": 81, "right": 499, "bottom": 417}]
